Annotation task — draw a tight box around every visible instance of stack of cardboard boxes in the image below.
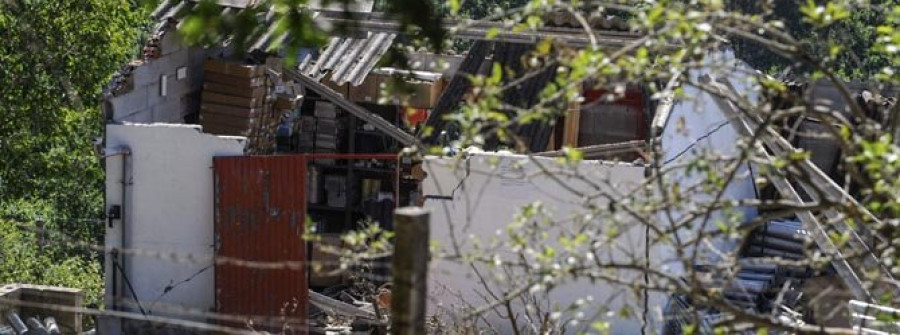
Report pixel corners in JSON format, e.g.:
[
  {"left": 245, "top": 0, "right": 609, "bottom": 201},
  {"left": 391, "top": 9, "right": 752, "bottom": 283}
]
[
  {"left": 200, "top": 60, "right": 279, "bottom": 150},
  {"left": 298, "top": 101, "right": 344, "bottom": 157},
  {"left": 348, "top": 72, "right": 444, "bottom": 108}
]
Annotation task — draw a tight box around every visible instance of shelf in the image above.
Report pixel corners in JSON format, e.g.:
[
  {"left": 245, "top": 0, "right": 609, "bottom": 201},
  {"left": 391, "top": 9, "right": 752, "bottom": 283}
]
[
  {"left": 307, "top": 204, "right": 348, "bottom": 212},
  {"left": 350, "top": 165, "right": 395, "bottom": 174},
  {"left": 310, "top": 162, "right": 393, "bottom": 174},
  {"left": 310, "top": 163, "right": 348, "bottom": 170}
]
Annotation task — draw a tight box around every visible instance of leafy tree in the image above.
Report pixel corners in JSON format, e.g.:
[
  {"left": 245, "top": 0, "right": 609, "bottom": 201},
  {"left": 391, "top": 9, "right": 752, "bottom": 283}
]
[
  {"left": 730, "top": 0, "right": 898, "bottom": 79},
  {"left": 0, "top": 0, "right": 147, "bottom": 318},
  {"left": 0, "top": 1, "right": 145, "bottom": 237}
]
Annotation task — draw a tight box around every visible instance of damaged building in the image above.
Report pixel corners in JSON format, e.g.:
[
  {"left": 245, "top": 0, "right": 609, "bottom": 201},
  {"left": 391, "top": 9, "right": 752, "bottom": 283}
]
[{"left": 95, "top": 0, "right": 899, "bottom": 334}]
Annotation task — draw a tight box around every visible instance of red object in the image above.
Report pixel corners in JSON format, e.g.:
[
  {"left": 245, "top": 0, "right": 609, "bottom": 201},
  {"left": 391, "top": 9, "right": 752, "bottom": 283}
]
[
  {"left": 214, "top": 156, "right": 309, "bottom": 334},
  {"left": 213, "top": 154, "right": 400, "bottom": 333},
  {"left": 404, "top": 108, "right": 428, "bottom": 126},
  {"left": 581, "top": 86, "right": 647, "bottom": 142}
]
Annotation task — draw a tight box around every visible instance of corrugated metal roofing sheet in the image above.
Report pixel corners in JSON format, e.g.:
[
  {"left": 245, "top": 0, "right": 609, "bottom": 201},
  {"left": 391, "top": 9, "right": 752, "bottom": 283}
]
[
  {"left": 297, "top": 33, "right": 396, "bottom": 86},
  {"left": 148, "top": 0, "right": 391, "bottom": 87}
]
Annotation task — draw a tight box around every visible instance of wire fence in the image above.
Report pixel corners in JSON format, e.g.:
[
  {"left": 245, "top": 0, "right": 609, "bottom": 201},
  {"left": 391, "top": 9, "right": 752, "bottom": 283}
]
[{"left": 0, "top": 217, "right": 394, "bottom": 334}]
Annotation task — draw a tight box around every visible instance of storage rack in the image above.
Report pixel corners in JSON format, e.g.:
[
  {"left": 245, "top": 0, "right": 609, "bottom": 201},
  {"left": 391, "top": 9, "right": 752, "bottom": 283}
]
[{"left": 298, "top": 92, "right": 418, "bottom": 233}]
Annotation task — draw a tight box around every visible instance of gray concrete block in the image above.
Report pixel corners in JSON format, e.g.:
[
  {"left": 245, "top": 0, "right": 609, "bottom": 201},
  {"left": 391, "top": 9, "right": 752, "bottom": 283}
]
[
  {"left": 133, "top": 47, "right": 190, "bottom": 88},
  {"left": 131, "top": 61, "right": 162, "bottom": 87},
  {"left": 166, "top": 71, "right": 193, "bottom": 98},
  {"left": 122, "top": 108, "right": 154, "bottom": 123},
  {"left": 151, "top": 97, "right": 188, "bottom": 123},
  {"left": 110, "top": 85, "right": 149, "bottom": 120},
  {"left": 146, "top": 79, "right": 163, "bottom": 106},
  {"left": 160, "top": 31, "right": 183, "bottom": 56}
]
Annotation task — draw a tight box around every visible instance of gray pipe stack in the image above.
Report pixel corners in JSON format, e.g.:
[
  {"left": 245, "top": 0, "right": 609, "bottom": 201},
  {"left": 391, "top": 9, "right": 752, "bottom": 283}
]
[{"left": 664, "top": 218, "right": 812, "bottom": 334}]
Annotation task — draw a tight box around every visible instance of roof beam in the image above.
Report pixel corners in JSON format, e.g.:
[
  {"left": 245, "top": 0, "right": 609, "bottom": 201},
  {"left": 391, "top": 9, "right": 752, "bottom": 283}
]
[
  {"left": 285, "top": 69, "right": 417, "bottom": 146},
  {"left": 705, "top": 76, "right": 898, "bottom": 301},
  {"left": 314, "top": 10, "right": 641, "bottom": 48}
]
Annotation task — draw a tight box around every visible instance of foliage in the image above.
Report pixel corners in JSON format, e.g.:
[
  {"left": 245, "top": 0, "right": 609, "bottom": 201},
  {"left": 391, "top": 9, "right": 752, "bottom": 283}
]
[
  {"left": 0, "top": 0, "right": 147, "bottom": 323},
  {"left": 730, "top": 0, "right": 898, "bottom": 79},
  {"left": 0, "top": 219, "right": 104, "bottom": 309},
  {"left": 0, "top": 0, "right": 145, "bottom": 237},
  {"left": 2, "top": 0, "right": 898, "bottom": 332}
]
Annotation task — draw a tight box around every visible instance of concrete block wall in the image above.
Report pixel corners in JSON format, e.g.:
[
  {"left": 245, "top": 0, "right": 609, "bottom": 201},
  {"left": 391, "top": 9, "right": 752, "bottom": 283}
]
[{"left": 109, "top": 32, "right": 207, "bottom": 124}]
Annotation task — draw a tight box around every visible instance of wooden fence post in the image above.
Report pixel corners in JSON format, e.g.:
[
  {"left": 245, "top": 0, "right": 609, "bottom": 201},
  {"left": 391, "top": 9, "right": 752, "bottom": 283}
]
[{"left": 391, "top": 207, "right": 430, "bottom": 335}]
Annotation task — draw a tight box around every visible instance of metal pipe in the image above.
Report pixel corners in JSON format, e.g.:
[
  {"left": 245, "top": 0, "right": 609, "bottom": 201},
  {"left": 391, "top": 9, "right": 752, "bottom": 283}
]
[
  {"left": 120, "top": 147, "right": 131, "bottom": 312},
  {"left": 6, "top": 313, "right": 27, "bottom": 335},
  {"left": 44, "top": 316, "right": 60, "bottom": 335},
  {"left": 25, "top": 317, "right": 49, "bottom": 335},
  {"left": 109, "top": 146, "right": 131, "bottom": 312}
]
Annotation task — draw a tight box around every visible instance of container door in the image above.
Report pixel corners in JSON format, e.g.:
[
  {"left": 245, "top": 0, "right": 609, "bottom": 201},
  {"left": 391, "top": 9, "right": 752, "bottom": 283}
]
[{"left": 213, "top": 156, "right": 308, "bottom": 334}]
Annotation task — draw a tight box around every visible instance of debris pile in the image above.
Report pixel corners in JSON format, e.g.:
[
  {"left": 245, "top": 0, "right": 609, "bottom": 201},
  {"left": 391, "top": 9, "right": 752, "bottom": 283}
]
[
  {"left": 309, "top": 280, "right": 392, "bottom": 334},
  {"left": 664, "top": 219, "right": 813, "bottom": 333}
]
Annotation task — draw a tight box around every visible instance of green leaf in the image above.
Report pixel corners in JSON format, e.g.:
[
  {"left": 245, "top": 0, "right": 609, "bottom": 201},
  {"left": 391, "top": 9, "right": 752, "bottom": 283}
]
[
  {"left": 449, "top": 0, "right": 460, "bottom": 15},
  {"left": 486, "top": 27, "right": 499, "bottom": 39},
  {"left": 490, "top": 62, "right": 503, "bottom": 84}
]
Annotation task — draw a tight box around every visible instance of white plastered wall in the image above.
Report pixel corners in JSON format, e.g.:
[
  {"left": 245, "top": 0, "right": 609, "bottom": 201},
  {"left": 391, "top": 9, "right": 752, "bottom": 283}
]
[
  {"left": 101, "top": 123, "right": 244, "bottom": 333},
  {"left": 422, "top": 153, "right": 663, "bottom": 334},
  {"left": 656, "top": 51, "right": 761, "bottom": 274}
]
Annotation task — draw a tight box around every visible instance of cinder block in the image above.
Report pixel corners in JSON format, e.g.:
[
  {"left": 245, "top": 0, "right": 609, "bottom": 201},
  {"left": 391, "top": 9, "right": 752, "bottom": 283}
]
[
  {"left": 131, "top": 61, "right": 162, "bottom": 87},
  {"left": 110, "top": 85, "right": 150, "bottom": 120},
  {"left": 152, "top": 98, "right": 188, "bottom": 123},
  {"left": 122, "top": 108, "right": 154, "bottom": 123},
  {"left": 166, "top": 70, "right": 192, "bottom": 97},
  {"left": 133, "top": 47, "right": 190, "bottom": 88},
  {"left": 160, "top": 31, "right": 183, "bottom": 56}
]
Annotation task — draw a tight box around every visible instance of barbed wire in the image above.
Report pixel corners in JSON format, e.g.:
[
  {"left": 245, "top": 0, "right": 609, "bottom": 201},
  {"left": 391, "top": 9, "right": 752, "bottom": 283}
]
[{"left": 3, "top": 218, "right": 395, "bottom": 271}]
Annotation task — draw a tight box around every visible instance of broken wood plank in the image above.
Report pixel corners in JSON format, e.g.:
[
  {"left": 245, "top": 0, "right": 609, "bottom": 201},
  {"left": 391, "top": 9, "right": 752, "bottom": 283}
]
[{"left": 562, "top": 100, "right": 581, "bottom": 147}]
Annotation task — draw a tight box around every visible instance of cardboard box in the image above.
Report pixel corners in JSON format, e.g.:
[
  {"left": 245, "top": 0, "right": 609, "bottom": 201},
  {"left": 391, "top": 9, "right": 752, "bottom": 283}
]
[
  {"left": 404, "top": 80, "right": 442, "bottom": 109},
  {"left": 203, "top": 82, "right": 266, "bottom": 98},
  {"left": 349, "top": 74, "right": 380, "bottom": 103},
  {"left": 199, "top": 113, "right": 258, "bottom": 129},
  {"left": 309, "top": 235, "right": 344, "bottom": 287},
  {"left": 274, "top": 95, "right": 301, "bottom": 110},
  {"left": 314, "top": 102, "right": 338, "bottom": 118},
  {"left": 202, "top": 91, "right": 265, "bottom": 108},
  {"left": 323, "top": 79, "right": 349, "bottom": 97},
  {"left": 204, "top": 72, "right": 265, "bottom": 87},
  {"left": 265, "top": 57, "right": 284, "bottom": 77},
  {"left": 204, "top": 59, "right": 265, "bottom": 78},
  {"left": 381, "top": 78, "right": 443, "bottom": 108}
]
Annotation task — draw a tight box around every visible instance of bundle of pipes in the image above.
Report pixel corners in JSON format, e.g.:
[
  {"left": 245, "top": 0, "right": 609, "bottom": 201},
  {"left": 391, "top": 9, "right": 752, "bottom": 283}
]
[
  {"left": 663, "top": 295, "right": 716, "bottom": 334},
  {"left": 719, "top": 220, "right": 810, "bottom": 311},
  {"left": 1, "top": 313, "right": 62, "bottom": 335},
  {"left": 667, "top": 219, "right": 811, "bottom": 333},
  {"left": 744, "top": 219, "right": 808, "bottom": 260}
]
